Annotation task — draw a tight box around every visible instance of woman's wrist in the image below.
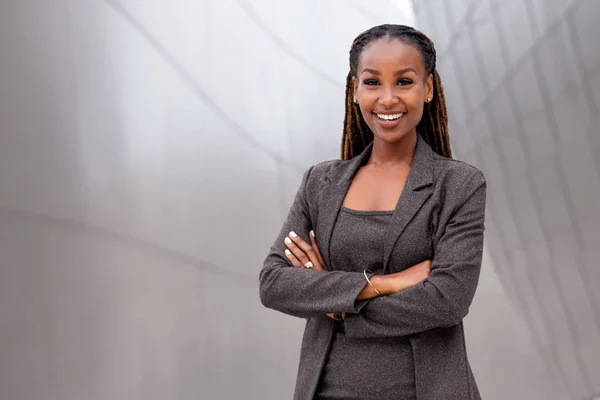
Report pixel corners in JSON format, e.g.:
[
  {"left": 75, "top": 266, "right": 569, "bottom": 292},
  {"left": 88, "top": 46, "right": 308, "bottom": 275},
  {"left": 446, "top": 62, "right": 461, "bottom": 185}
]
[
  {"left": 371, "top": 273, "right": 411, "bottom": 295},
  {"left": 356, "top": 271, "right": 401, "bottom": 300},
  {"left": 369, "top": 275, "right": 390, "bottom": 296}
]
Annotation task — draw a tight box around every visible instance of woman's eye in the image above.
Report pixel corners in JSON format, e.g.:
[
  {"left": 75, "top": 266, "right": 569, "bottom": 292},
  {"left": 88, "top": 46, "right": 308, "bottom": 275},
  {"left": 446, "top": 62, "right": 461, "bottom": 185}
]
[
  {"left": 398, "top": 79, "right": 413, "bottom": 86},
  {"left": 363, "top": 79, "right": 379, "bottom": 86}
]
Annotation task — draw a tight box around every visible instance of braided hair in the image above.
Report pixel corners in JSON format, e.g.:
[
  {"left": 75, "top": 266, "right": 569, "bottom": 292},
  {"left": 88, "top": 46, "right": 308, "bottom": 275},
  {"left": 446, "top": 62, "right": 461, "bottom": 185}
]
[{"left": 341, "top": 24, "right": 452, "bottom": 160}]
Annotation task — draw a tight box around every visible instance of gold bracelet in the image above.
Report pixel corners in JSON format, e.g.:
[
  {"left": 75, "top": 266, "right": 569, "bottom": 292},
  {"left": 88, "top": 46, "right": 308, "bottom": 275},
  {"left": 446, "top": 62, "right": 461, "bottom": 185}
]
[{"left": 363, "top": 269, "right": 381, "bottom": 295}]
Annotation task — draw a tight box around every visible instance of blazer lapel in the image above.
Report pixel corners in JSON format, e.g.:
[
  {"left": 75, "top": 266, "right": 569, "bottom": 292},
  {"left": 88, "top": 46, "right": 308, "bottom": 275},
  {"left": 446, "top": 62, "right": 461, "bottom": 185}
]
[
  {"left": 317, "top": 142, "right": 374, "bottom": 270},
  {"left": 382, "top": 134, "right": 434, "bottom": 272}
]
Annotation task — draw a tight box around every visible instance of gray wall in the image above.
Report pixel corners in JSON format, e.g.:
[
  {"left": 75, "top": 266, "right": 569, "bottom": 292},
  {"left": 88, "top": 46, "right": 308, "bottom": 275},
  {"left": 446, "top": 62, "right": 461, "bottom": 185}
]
[
  {"left": 414, "top": 0, "right": 600, "bottom": 399},
  {"left": 0, "top": 1, "right": 415, "bottom": 399},
  {"left": 4, "top": 0, "right": 596, "bottom": 399}
]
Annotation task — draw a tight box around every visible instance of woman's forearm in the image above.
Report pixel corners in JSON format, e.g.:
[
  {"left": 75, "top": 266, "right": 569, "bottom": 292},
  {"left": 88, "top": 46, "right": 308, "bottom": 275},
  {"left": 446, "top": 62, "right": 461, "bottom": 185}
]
[
  {"left": 355, "top": 274, "right": 407, "bottom": 300},
  {"left": 354, "top": 262, "right": 431, "bottom": 300}
]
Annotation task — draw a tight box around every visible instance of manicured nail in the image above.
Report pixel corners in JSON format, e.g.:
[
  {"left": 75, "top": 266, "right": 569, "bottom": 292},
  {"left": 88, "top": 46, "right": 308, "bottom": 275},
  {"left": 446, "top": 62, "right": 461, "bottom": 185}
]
[
  {"left": 285, "top": 237, "right": 292, "bottom": 244},
  {"left": 285, "top": 249, "right": 291, "bottom": 256},
  {"left": 310, "top": 230, "right": 315, "bottom": 238},
  {"left": 289, "top": 231, "right": 297, "bottom": 238}
]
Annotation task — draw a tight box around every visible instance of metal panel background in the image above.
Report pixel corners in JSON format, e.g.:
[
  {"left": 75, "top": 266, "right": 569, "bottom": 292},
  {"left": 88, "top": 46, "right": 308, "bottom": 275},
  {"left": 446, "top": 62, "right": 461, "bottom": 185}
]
[
  {"left": 414, "top": 0, "right": 600, "bottom": 399},
  {"left": 2, "top": 0, "right": 597, "bottom": 398}
]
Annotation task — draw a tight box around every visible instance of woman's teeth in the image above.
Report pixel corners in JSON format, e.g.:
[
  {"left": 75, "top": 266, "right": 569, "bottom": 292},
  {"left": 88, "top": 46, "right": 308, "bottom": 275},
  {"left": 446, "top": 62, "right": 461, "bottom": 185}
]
[{"left": 376, "top": 113, "right": 403, "bottom": 121}]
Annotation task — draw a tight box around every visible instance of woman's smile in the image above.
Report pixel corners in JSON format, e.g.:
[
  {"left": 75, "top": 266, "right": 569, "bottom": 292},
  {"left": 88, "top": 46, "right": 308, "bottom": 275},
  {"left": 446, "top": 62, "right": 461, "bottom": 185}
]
[{"left": 372, "top": 112, "right": 405, "bottom": 129}]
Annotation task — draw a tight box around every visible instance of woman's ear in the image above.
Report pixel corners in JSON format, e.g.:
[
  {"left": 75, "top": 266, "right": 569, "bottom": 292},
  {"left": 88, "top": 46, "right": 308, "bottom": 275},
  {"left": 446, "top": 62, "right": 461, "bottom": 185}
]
[
  {"left": 352, "top": 76, "right": 358, "bottom": 103},
  {"left": 425, "top": 73, "right": 434, "bottom": 102}
]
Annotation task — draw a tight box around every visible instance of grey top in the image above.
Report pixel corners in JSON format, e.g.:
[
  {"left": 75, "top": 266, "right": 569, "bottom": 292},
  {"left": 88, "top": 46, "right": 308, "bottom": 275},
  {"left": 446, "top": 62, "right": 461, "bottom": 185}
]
[{"left": 315, "top": 207, "right": 416, "bottom": 400}]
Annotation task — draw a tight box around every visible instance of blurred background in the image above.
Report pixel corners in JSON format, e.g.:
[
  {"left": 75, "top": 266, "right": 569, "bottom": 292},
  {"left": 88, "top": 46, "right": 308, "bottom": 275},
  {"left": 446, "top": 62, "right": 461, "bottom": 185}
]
[{"left": 0, "top": 0, "right": 598, "bottom": 399}]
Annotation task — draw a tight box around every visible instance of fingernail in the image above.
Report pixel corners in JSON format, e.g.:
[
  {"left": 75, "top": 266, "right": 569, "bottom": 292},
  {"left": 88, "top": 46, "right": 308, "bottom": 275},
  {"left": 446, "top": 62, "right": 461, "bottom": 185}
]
[
  {"left": 285, "top": 249, "right": 291, "bottom": 256},
  {"left": 289, "top": 231, "right": 297, "bottom": 238},
  {"left": 284, "top": 237, "right": 292, "bottom": 244},
  {"left": 310, "top": 230, "right": 315, "bottom": 238}
]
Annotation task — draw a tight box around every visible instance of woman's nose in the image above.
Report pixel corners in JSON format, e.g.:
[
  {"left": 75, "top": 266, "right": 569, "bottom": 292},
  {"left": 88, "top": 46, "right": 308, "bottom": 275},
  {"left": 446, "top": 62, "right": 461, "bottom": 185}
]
[{"left": 378, "top": 86, "right": 400, "bottom": 107}]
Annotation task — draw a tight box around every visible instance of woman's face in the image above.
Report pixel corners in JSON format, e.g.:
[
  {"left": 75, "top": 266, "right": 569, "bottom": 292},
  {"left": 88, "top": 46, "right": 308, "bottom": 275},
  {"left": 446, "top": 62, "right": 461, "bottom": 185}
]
[{"left": 353, "top": 38, "right": 433, "bottom": 144}]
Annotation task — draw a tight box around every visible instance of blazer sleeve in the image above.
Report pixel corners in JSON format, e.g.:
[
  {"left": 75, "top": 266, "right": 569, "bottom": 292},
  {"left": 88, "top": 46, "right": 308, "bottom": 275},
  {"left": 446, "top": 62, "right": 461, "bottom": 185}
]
[
  {"left": 259, "top": 165, "right": 369, "bottom": 319},
  {"left": 344, "top": 170, "right": 487, "bottom": 339}
]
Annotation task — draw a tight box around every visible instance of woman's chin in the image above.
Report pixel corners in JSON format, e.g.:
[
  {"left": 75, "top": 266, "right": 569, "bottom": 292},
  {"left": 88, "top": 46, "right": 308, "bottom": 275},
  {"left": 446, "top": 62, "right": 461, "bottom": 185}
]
[{"left": 372, "top": 129, "right": 411, "bottom": 144}]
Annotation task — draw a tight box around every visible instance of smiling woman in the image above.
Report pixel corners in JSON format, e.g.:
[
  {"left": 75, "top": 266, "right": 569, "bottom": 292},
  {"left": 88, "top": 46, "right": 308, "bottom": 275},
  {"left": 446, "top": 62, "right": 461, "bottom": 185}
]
[
  {"left": 342, "top": 24, "right": 450, "bottom": 161},
  {"left": 260, "top": 24, "right": 487, "bottom": 400}
]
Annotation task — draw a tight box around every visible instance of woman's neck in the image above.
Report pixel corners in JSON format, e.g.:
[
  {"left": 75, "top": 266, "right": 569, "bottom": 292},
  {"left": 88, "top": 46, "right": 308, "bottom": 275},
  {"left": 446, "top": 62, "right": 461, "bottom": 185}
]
[{"left": 367, "top": 132, "right": 417, "bottom": 169}]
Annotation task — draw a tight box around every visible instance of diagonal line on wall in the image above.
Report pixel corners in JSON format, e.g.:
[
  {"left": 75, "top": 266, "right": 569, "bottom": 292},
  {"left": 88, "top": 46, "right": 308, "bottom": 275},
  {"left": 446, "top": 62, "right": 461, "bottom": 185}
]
[
  {"left": 488, "top": 0, "right": 594, "bottom": 393},
  {"left": 235, "top": 0, "right": 344, "bottom": 89},
  {"left": 0, "top": 205, "right": 258, "bottom": 286},
  {"left": 103, "top": 0, "right": 303, "bottom": 174}
]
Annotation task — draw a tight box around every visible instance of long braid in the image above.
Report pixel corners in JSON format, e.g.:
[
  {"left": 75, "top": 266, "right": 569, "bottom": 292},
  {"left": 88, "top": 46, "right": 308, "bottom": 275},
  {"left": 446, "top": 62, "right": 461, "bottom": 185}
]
[
  {"left": 342, "top": 72, "right": 373, "bottom": 160},
  {"left": 341, "top": 24, "right": 452, "bottom": 160},
  {"left": 417, "top": 69, "right": 451, "bottom": 157}
]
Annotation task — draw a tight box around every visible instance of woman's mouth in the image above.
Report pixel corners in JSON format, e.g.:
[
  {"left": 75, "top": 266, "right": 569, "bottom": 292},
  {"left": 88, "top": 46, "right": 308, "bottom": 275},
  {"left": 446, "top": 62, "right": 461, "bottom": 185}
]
[{"left": 373, "top": 112, "right": 404, "bottom": 128}]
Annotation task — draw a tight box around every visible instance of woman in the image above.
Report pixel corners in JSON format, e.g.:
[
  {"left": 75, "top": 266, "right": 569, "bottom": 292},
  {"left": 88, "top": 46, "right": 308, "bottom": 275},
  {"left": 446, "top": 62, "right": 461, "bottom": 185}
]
[{"left": 259, "top": 24, "right": 486, "bottom": 400}]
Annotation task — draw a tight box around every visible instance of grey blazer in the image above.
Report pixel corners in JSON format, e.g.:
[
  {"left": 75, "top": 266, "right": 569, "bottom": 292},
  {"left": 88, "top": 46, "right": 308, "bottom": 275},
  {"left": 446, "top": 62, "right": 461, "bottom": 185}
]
[{"left": 259, "top": 134, "right": 487, "bottom": 400}]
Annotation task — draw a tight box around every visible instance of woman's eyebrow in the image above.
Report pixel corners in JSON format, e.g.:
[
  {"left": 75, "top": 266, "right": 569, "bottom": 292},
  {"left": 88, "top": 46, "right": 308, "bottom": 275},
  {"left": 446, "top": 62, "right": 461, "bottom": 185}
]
[{"left": 361, "top": 67, "right": 417, "bottom": 75}]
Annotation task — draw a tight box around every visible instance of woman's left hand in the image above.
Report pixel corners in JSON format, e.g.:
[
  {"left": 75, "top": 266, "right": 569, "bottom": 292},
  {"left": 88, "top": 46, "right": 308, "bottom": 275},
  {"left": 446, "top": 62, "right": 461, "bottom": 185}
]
[
  {"left": 284, "top": 230, "right": 342, "bottom": 320},
  {"left": 283, "top": 230, "right": 328, "bottom": 271}
]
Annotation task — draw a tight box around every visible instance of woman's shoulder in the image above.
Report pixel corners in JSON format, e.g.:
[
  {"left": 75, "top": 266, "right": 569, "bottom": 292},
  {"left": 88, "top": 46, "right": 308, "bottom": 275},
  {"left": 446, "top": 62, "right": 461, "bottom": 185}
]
[
  {"left": 430, "top": 153, "right": 486, "bottom": 198},
  {"left": 311, "top": 158, "right": 347, "bottom": 175},
  {"left": 301, "top": 159, "right": 346, "bottom": 182},
  {"left": 297, "top": 158, "right": 349, "bottom": 197}
]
